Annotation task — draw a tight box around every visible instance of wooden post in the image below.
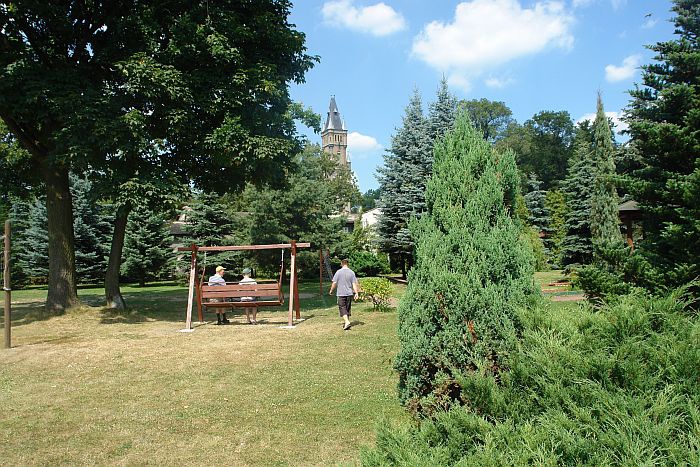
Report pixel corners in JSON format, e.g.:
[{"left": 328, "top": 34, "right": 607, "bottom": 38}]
[
  {"left": 319, "top": 249, "right": 323, "bottom": 297},
  {"left": 294, "top": 245, "right": 300, "bottom": 320},
  {"left": 4, "top": 220, "right": 11, "bottom": 349},
  {"left": 185, "top": 244, "right": 197, "bottom": 330},
  {"left": 287, "top": 241, "right": 296, "bottom": 327},
  {"left": 625, "top": 217, "right": 634, "bottom": 251}
]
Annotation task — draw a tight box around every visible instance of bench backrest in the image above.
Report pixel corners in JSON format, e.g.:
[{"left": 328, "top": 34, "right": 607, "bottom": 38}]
[{"left": 200, "top": 281, "right": 281, "bottom": 300}]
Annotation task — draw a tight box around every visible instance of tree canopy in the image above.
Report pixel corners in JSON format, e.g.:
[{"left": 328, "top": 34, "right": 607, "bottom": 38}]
[{"left": 0, "top": 1, "right": 316, "bottom": 310}]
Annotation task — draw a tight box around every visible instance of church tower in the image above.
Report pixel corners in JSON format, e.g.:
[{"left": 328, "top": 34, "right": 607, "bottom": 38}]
[{"left": 321, "top": 96, "right": 349, "bottom": 167}]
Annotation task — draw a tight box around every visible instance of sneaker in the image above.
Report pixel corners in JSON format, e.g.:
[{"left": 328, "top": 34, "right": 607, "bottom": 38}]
[
  {"left": 343, "top": 323, "right": 352, "bottom": 331},
  {"left": 251, "top": 320, "right": 258, "bottom": 325},
  {"left": 222, "top": 318, "right": 231, "bottom": 324}
]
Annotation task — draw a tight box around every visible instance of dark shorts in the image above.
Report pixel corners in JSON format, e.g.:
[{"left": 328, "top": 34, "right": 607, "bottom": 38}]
[{"left": 337, "top": 295, "right": 353, "bottom": 317}]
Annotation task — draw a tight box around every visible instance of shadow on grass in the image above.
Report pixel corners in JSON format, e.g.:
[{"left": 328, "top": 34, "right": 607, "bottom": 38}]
[{"left": 7, "top": 281, "right": 332, "bottom": 328}]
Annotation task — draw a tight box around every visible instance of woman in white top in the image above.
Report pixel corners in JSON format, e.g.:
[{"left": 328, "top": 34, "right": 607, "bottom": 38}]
[{"left": 240, "top": 267, "right": 258, "bottom": 324}]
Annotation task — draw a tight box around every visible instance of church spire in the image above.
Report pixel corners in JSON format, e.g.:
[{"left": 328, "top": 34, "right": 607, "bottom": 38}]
[{"left": 323, "top": 95, "right": 344, "bottom": 131}]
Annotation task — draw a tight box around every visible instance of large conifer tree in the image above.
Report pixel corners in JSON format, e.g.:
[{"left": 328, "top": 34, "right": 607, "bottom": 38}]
[
  {"left": 560, "top": 126, "right": 596, "bottom": 268},
  {"left": 590, "top": 94, "right": 621, "bottom": 250},
  {"left": 394, "top": 113, "right": 537, "bottom": 416},
  {"left": 622, "top": 0, "right": 700, "bottom": 288},
  {"left": 428, "top": 78, "right": 457, "bottom": 143},
  {"left": 121, "top": 206, "right": 174, "bottom": 286},
  {"left": 377, "top": 90, "right": 431, "bottom": 276}
]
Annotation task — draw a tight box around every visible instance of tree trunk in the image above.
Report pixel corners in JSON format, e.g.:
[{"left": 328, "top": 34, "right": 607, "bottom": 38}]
[
  {"left": 105, "top": 204, "right": 131, "bottom": 309},
  {"left": 42, "top": 161, "right": 80, "bottom": 312}
]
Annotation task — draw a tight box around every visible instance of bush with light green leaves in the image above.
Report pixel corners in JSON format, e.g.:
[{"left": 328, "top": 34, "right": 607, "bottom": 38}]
[{"left": 359, "top": 277, "right": 393, "bottom": 312}]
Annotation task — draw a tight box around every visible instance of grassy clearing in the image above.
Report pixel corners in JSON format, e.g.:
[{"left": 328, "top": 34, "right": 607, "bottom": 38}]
[{"left": 0, "top": 281, "right": 410, "bottom": 466}]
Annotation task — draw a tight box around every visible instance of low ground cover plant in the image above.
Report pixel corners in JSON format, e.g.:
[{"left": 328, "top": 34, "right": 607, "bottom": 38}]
[{"left": 362, "top": 286, "right": 700, "bottom": 465}]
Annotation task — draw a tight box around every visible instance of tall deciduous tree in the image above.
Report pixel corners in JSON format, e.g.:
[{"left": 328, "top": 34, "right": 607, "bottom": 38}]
[
  {"left": 0, "top": 1, "right": 316, "bottom": 311},
  {"left": 590, "top": 94, "right": 621, "bottom": 250},
  {"left": 622, "top": 0, "right": 700, "bottom": 289},
  {"left": 460, "top": 98, "right": 514, "bottom": 143},
  {"left": 500, "top": 111, "right": 575, "bottom": 190},
  {"left": 395, "top": 113, "right": 536, "bottom": 416}
]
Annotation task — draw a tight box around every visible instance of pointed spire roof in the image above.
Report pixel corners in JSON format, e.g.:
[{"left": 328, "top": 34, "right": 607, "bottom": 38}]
[{"left": 323, "top": 95, "right": 344, "bottom": 132}]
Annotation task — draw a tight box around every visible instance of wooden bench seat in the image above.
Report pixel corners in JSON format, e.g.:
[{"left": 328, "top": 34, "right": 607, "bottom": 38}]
[{"left": 198, "top": 280, "right": 284, "bottom": 310}]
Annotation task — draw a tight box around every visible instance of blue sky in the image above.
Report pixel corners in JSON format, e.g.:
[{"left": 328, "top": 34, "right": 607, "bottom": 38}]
[{"left": 289, "top": 0, "right": 676, "bottom": 193}]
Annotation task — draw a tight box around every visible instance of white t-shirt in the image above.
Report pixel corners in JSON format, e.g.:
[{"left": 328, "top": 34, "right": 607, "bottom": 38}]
[{"left": 240, "top": 276, "right": 257, "bottom": 301}]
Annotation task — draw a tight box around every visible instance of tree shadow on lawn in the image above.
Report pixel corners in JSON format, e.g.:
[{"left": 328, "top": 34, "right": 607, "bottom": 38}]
[{"left": 7, "top": 285, "right": 324, "bottom": 328}]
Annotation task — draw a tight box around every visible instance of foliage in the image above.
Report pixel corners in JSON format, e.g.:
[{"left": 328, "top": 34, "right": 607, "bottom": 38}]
[
  {"left": 459, "top": 98, "right": 514, "bottom": 143},
  {"left": 620, "top": 0, "right": 700, "bottom": 291},
  {"left": 499, "top": 111, "right": 575, "bottom": 190},
  {"left": 377, "top": 89, "right": 432, "bottom": 276},
  {"left": 6, "top": 198, "right": 30, "bottom": 288},
  {"left": 349, "top": 251, "right": 390, "bottom": 278},
  {"left": 71, "top": 175, "right": 110, "bottom": 284},
  {"left": 560, "top": 126, "right": 597, "bottom": 270},
  {"left": 590, "top": 94, "right": 622, "bottom": 251},
  {"left": 0, "top": 0, "right": 316, "bottom": 311},
  {"left": 120, "top": 206, "right": 175, "bottom": 286},
  {"left": 523, "top": 225, "right": 548, "bottom": 272},
  {"left": 243, "top": 144, "right": 357, "bottom": 276},
  {"left": 544, "top": 189, "right": 567, "bottom": 268},
  {"left": 359, "top": 277, "right": 394, "bottom": 312},
  {"left": 428, "top": 77, "right": 458, "bottom": 143},
  {"left": 361, "top": 188, "right": 380, "bottom": 211},
  {"left": 378, "top": 82, "right": 456, "bottom": 277},
  {"left": 363, "top": 285, "right": 700, "bottom": 465},
  {"left": 16, "top": 197, "right": 49, "bottom": 283},
  {"left": 395, "top": 113, "right": 537, "bottom": 417}
]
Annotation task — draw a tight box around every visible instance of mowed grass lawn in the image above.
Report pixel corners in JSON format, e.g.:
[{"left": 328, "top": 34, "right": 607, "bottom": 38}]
[{"left": 0, "top": 281, "right": 410, "bottom": 466}]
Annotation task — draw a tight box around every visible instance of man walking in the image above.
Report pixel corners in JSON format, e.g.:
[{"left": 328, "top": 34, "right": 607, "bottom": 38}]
[{"left": 329, "top": 259, "right": 359, "bottom": 331}]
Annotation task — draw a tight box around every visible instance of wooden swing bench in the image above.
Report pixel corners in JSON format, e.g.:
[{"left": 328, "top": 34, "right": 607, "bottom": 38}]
[{"left": 199, "top": 280, "right": 284, "bottom": 311}]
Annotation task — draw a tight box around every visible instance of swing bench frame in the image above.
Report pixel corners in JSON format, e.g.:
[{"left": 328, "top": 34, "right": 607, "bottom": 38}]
[{"left": 178, "top": 241, "right": 311, "bottom": 330}]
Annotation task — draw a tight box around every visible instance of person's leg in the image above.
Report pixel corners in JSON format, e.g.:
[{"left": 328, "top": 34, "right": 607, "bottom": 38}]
[
  {"left": 245, "top": 307, "right": 252, "bottom": 324},
  {"left": 216, "top": 311, "right": 223, "bottom": 325},
  {"left": 222, "top": 311, "right": 230, "bottom": 324},
  {"left": 251, "top": 306, "right": 258, "bottom": 324},
  {"left": 338, "top": 296, "right": 351, "bottom": 329}
]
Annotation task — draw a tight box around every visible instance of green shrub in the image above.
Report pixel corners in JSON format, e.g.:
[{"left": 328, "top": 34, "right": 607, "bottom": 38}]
[
  {"left": 359, "top": 277, "right": 393, "bottom": 312},
  {"left": 349, "top": 251, "right": 390, "bottom": 277},
  {"left": 362, "top": 285, "right": 700, "bottom": 465},
  {"left": 395, "top": 113, "right": 538, "bottom": 417}
]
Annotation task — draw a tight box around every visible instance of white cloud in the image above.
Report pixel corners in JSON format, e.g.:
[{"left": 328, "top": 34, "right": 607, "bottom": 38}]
[
  {"left": 611, "top": 0, "right": 626, "bottom": 9},
  {"left": 412, "top": 0, "right": 574, "bottom": 87},
  {"left": 447, "top": 74, "right": 473, "bottom": 93},
  {"left": 348, "top": 132, "right": 383, "bottom": 153},
  {"left": 605, "top": 54, "right": 641, "bottom": 82},
  {"left": 642, "top": 18, "right": 658, "bottom": 29},
  {"left": 572, "top": 0, "right": 626, "bottom": 9},
  {"left": 485, "top": 76, "right": 515, "bottom": 88},
  {"left": 577, "top": 111, "right": 628, "bottom": 134},
  {"left": 321, "top": 1, "right": 406, "bottom": 37}
]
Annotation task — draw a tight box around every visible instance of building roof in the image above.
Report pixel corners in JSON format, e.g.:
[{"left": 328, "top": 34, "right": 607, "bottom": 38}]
[
  {"left": 323, "top": 96, "right": 346, "bottom": 132},
  {"left": 618, "top": 200, "right": 639, "bottom": 212}
]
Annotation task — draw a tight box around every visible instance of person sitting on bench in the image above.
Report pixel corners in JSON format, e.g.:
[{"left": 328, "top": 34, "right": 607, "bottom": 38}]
[
  {"left": 208, "top": 265, "right": 230, "bottom": 325},
  {"left": 240, "top": 267, "right": 258, "bottom": 324}
]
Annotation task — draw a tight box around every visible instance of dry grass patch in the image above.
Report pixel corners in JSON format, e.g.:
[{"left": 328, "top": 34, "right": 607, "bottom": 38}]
[{"left": 0, "top": 284, "right": 409, "bottom": 466}]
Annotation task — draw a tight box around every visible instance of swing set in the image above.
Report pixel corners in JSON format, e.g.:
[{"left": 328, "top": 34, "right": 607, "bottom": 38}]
[{"left": 177, "top": 241, "right": 311, "bottom": 330}]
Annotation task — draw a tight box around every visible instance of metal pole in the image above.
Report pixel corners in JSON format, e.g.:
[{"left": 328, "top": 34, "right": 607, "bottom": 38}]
[{"left": 4, "top": 220, "right": 11, "bottom": 349}]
